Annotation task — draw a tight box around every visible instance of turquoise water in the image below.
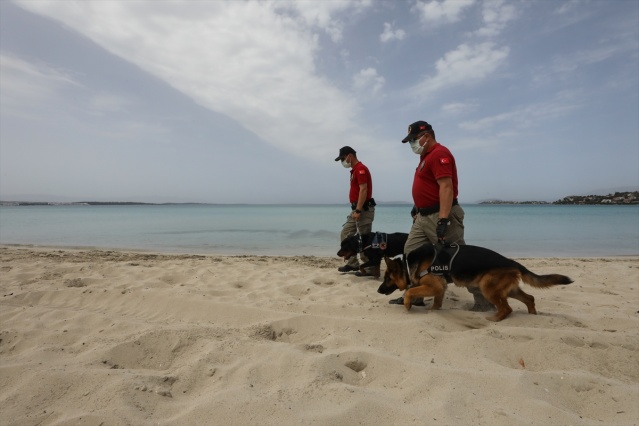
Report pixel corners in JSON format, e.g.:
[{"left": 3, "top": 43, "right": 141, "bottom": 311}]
[{"left": 0, "top": 204, "right": 637, "bottom": 257}]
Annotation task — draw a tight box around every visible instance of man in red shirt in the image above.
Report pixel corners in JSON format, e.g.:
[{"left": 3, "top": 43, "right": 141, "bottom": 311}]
[
  {"left": 335, "top": 146, "right": 376, "bottom": 275},
  {"left": 396, "top": 121, "right": 492, "bottom": 311}
]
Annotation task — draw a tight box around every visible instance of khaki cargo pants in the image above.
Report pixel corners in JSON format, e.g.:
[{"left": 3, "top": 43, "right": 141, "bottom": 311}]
[
  {"left": 340, "top": 208, "right": 375, "bottom": 268},
  {"left": 404, "top": 204, "right": 466, "bottom": 254}
]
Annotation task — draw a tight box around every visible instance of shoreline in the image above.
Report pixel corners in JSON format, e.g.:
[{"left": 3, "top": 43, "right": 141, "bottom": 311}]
[
  {"left": 2, "top": 243, "right": 637, "bottom": 260},
  {"left": 1, "top": 246, "right": 638, "bottom": 425}
]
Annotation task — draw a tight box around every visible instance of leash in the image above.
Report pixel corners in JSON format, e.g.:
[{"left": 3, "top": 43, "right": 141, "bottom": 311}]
[
  {"left": 404, "top": 254, "right": 411, "bottom": 287},
  {"left": 354, "top": 218, "right": 363, "bottom": 253}
]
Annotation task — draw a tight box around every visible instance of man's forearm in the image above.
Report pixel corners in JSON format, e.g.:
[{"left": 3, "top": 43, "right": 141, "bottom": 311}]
[
  {"left": 356, "top": 185, "right": 368, "bottom": 210},
  {"left": 438, "top": 181, "right": 453, "bottom": 219}
]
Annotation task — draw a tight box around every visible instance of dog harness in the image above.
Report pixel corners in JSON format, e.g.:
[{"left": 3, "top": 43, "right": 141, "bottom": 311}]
[
  {"left": 417, "top": 243, "right": 461, "bottom": 281},
  {"left": 363, "top": 232, "right": 388, "bottom": 252}
]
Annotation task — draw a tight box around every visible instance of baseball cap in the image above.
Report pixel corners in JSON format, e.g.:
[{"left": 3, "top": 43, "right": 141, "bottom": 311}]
[
  {"left": 334, "top": 146, "right": 356, "bottom": 161},
  {"left": 401, "top": 121, "right": 432, "bottom": 143}
]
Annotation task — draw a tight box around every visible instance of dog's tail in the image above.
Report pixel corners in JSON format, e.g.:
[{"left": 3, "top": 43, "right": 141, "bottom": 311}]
[{"left": 519, "top": 266, "right": 573, "bottom": 288}]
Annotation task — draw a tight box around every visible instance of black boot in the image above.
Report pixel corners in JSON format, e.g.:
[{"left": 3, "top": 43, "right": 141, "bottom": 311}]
[{"left": 467, "top": 287, "right": 494, "bottom": 312}]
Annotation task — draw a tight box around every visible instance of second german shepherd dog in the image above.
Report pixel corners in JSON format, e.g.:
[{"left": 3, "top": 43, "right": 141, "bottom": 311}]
[
  {"left": 338, "top": 232, "right": 408, "bottom": 278},
  {"left": 378, "top": 243, "right": 573, "bottom": 322}
]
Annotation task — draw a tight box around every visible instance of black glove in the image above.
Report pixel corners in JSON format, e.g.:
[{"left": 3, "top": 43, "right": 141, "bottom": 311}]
[{"left": 436, "top": 218, "right": 450, "bottom": 243}]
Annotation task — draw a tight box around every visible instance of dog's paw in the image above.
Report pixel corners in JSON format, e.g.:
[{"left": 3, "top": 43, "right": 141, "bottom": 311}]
[{"left": 403, "top": 299, "right": 412, "bottom": 311}]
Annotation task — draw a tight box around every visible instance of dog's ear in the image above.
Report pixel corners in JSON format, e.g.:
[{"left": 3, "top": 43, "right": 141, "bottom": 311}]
[
  {"left": 384, "top": 257, "right": 400, "bottom": 272},
  {"left": 391, "top": 258, "right": 403, "bottom": 271}
]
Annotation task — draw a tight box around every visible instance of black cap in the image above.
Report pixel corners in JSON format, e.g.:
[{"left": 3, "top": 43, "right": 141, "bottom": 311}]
[
  {"left": 335, "top": 146, "right": 356, "bottom": 161},
  {"left": 401, "top": 121, "right": 432, "bottom": 143}
]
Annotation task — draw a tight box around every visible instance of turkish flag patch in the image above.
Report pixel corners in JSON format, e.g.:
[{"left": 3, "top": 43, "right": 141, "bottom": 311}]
[
  {"left": 440, "top": 157, "right": 450, "bottom": 165},
  {"left": 359, "top": 170, "right": 366, "bottom": 175}
]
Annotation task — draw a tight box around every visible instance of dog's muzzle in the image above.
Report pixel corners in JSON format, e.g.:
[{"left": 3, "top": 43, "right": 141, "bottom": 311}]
[
  {"left": 377, "top": 281, "right": 398, "bottom": 295},
  {"left": 337, "top": 249, "right": 355, "bottom": 259}
]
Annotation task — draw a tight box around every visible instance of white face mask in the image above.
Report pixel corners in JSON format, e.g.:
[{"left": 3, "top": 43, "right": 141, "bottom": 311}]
[
  {"left": 409, "top": 139, "right": 424, "bottom": 155},
  {"left": 341, "top": 157, "right": 351, "bottom": 168}
]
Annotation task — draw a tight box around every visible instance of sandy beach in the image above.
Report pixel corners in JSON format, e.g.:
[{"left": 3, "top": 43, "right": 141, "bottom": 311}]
[{"left": 0, "top": 245, "right": 637, "bottom": 425}]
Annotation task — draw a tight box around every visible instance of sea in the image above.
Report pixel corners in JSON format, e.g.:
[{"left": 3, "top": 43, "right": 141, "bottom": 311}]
[{"left": 0, "top": 204, "right": 638, "bottom": 258}]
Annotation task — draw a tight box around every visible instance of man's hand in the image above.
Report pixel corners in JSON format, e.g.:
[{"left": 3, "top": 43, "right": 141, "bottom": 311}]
[
  {"left": 436, "top": 218, "right": 450, "bottom": 243},
  {"left": 353, "top": 210, "right": 361, "bottom": 221}
]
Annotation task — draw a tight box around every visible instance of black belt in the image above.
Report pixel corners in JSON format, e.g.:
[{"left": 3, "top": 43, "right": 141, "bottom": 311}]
[
  {"left": 351, "top": 198, "right": 376, "bottom": 211},
  {"left": 417, "top": 199, "right": 458, "bottom": 216}
]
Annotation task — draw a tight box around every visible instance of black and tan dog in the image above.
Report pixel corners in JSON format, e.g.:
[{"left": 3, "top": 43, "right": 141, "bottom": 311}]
[
  {"left": 337, "top": 232, "right": 408, "bottom": 279},
  {"left": 377, "top": 243, "right": 573, "bottom": 321}
]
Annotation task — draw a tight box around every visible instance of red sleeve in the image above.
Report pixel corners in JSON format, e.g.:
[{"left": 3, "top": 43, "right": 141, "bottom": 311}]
[
  {"left": 431, "top": 154, "right": 453, "bottom": 180},
  {"left": 355, "top": 168, "right": 368, "bottom": 185}
]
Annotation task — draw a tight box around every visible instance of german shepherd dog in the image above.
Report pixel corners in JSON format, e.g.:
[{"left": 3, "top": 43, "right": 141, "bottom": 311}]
[
  {"left": 377, "top": 243, "right": 573, "bottom": 321},
  {"left": 337, "top": 232, "right": 408, "bottom": 279}
]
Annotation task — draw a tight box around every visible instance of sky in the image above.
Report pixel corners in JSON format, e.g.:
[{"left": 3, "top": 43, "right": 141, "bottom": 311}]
[{"left": 1, "top": 0, "right": 637, "bottom": 204}]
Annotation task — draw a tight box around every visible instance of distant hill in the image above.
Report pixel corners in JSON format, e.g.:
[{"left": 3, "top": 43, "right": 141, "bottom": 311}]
[
  {"left": 554, "top": 191, "right": 638, "bottom": 205},
  {"left": 479, "top": 191, "right": 638, "bottom": 205}
]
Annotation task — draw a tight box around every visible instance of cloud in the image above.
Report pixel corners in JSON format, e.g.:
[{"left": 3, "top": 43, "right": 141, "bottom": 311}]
[
  {"left": 0, "top": 54, "right": 79, "bottom": 109},
  {"left": 278, "top": 0, "right": 372, "bottom": 43},
  {"left": 551, "top": 46, "right": 622, "bottom": 74},
  {"left": 413, "top": 0, "right": 475, "bottom": 26},
  {"left": 380, "top": 22, "right": 406, "bottom": 43},
  {"left": 441, "top": 102, "right": 478, "bottom": 115},
  {"left": 450, "top": 135, "right": 502, "bottom": 152},
  {"left": 459, "top": 110, "right": 519, "bottom": 132},
  {"left": 554, "top": 0, "right": 582, "bottom": 15},
  {"left": 459, "top": 92, "right": 582, "bottom": 132},
  {"left": 474, "top": 0, "right": 519, "bottom": 38},
  {"left": 413, "top": 42, "right": 509, "bottom": 96},
  {"left": 532, "top": 34, "right": 637, "bottom": 86},
  {"left": 0, "top": 53, "right": 177, "bottom": 153},
  {"left": 353, "top": 68, "right": 385, "bottom": 95},
  {"left": 13, "top": 0, "right": 374, "bottom": 161},
  {"left": 85, "top": 93, "right": 134, "bottom": 116}
]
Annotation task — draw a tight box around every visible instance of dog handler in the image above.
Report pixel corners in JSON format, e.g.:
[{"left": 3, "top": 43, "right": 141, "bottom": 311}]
[
  {"left": 335, "top": 146, "right": 376, "bottom": 276},
  {"left": 397, "top": 121, "right": 493, "bottom": 311}
]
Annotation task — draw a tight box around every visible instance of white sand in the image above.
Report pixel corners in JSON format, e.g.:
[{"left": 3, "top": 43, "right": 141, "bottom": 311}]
[{"left": 1, "top": 246, "right": 637, "bottom": 425}]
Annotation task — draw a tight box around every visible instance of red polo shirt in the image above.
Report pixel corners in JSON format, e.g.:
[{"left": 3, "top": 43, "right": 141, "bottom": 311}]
[
  {"left": 350, "top": 162, "right": 373, "bottom": 203},
  {"left": 412, "top": 143, "right": 458, "bottom": 207}
]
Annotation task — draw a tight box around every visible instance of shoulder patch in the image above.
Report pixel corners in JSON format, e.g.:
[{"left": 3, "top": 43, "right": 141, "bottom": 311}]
[
  {"left": 359, "top": 170, "right": 366, "bottom": 174},
  {"left": 440, "top": 157, "right": 450, "bottom": 165}
]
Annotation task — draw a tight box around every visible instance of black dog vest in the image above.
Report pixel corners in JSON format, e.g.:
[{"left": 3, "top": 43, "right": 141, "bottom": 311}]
[
  {"left": 418, "top": 243, "right": 461, "bottom": 282},
  {"left": 369, "top": 232, "right": 387, "bottom": 251}
]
